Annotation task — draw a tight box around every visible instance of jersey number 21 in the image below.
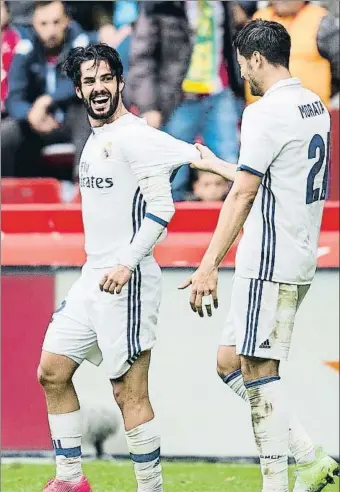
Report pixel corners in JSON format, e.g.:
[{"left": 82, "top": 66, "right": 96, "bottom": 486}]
[{"left": 306, "top": 133, "right": 330, "bottom": 204}]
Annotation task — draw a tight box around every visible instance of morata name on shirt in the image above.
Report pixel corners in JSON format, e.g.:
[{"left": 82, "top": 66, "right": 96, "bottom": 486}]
[{"left": 298, "top": 100, "right": 326, "bottom": 119}]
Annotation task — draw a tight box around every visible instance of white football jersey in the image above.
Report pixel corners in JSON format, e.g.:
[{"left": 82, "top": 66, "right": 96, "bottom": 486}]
[
  {"left": 236, "top": 78, "right": 331, "bottom": 284},
  {"left": 79, "top": 113, "right": 199, "bottom": 268}
]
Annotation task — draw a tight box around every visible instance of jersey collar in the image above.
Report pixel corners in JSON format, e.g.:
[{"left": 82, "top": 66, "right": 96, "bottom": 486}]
[
  {"left": 264, "top": 77, "right": 301, "bottom": 97},
  {"left": 91, "top": 113, "right": 146, "bottom": 134}
]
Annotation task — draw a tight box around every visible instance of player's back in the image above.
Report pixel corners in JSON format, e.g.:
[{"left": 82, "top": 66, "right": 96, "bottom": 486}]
[{"left": 236, "top": 78, "right": 331, "bottom": 284}]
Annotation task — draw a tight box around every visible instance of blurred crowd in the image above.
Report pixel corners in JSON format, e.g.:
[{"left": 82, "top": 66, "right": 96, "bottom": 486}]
[{"left": 1, "top": 0, "right": 339, "bottom": 202}]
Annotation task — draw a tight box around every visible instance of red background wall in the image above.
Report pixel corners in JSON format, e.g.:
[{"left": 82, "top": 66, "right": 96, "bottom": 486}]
[{"left": 1, "top": 274, "right": 55, "bottom": 449}]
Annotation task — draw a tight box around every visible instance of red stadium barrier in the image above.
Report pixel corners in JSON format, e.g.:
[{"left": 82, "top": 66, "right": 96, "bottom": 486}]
[
  {"left": 1, "top": 178, "right": 62, "bottom": 204},
  {"left": 1, "top": 202, "right": 339, "bottom": 267},
  {"left": 1, "top": 200, "right": 339, "bottom": 234}
]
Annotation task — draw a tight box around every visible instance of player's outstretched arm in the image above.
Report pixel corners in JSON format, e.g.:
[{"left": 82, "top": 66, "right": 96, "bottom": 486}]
[
  {"left": 191, "top": 144, "right": 237, "bottom": 182},
  {"left": 179, "top": 170, "right": 262, "bottom": 316},
  {"left": 116, "top": 123, "right": 202, "bottom": 272}
]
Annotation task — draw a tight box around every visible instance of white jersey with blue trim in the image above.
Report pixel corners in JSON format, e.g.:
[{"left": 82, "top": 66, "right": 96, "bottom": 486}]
[
  {"left": 235, "top": 78, "right": 331, "bottom": 284},
  {"left": 79, "top": 113, "right": 199, "bottom": 268}
]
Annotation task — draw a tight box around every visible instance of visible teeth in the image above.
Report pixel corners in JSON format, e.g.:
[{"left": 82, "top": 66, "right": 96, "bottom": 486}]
[{"left": 93, "top": 97, "right": 108, "bottom": 103}]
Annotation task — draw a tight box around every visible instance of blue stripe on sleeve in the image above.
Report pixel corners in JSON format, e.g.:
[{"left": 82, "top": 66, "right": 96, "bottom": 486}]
[
  {"left": 145, "top": 213, "right": 168, "bottom": 227},
  {"left": 237, "top": 165, "right": 264, "bottom": 178}
]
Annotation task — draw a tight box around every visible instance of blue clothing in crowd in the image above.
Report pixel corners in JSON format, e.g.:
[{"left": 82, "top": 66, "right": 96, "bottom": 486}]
[{"left": 6, "top": 21, "right": 89, "bottom": 121}]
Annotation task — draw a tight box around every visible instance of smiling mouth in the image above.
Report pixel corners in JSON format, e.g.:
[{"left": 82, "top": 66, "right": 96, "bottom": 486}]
[{"left": 91, "top": 96, "right": 110, "bottom": 110}]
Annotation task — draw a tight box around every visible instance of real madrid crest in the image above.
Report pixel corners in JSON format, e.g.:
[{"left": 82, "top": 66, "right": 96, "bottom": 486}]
[{"left": 102, "top": 141, "right": 112, "bottom": 159}]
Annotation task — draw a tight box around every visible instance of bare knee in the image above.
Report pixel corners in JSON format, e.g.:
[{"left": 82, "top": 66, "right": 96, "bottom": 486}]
[
  {"left": 240, "top": 356, "right": 279, "bottom": 383},
  {"left": 37, "top": 353, "right": 77, "bottom": 391},
  {"left": 113, "top": 382, "right": 149, "bottom": 414},
  {"left": 216, "top": 345, "right": 241, "bottom": 379}
]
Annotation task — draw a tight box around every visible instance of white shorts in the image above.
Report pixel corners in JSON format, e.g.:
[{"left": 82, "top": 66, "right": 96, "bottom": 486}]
[
  {"left": 220, "top": 276, "right": 310, "bottom": 361},
  {"left": 43, "top": 257, "right": 162, "bottom": 379}
]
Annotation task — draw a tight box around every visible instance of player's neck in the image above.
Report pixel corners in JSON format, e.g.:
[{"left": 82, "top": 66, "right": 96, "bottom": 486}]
[
  {"left": 89, "top": 104, "right": 129, "bottom": 128},
  {"left": 263, "top": 68, "right": 292, "bottom": 95}
]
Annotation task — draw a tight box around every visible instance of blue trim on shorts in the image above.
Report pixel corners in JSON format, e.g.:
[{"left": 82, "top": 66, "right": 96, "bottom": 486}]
[
  {"left": 241, "top": 279, "right": 264, "bottom": 357},
  {"left": 244, "top": 376, "right": 281, "bottom": 389},
  {"left": 251, "top": 280, "right": 263, "bottom": 356},
  {"left": 130, "top": 447, "right": 160, "bottom": 463},
  {"left": 127, "top": 188, "right": 144, "bottom": 365}
]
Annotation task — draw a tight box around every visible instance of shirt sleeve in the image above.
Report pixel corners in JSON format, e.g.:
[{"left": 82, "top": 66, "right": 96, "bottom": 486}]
[
  {"left": 237, "top": 104, "right": 278, "bottom": 178},
  {"left": 122, "top": 123, "right": 201, "bottom": 180}
]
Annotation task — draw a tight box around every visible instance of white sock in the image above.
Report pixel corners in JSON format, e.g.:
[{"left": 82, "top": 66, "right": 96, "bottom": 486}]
[
  {"left": 289, "top": 414, "right": 316, "bottom": 464},
  {"left": 126, "top": 418, "right": 163, "bottom": 492},
  {"left": 221, "top": 370, "right": 316, "bottom": 465},
  {"left": 245, "top": 377, "right": 289, "bottom": 492},
  {"left": 48, "top": 410, "right": 82, "bottom": 483},
  {"left": 221, "top": 369, "right": 249, "bottom": 401}
]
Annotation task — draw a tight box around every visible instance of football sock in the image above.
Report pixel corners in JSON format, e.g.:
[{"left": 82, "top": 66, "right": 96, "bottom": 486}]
[
  {"left": 221, "top": 369, "right": 316, "bottom": 465},
  {"left": 126, "top": 418, "right": 163, "bottom": 492},
  {"left": 288, "top": 414, "right": 316, "bottom": 464},
  {"left": 48, "top": 410, "right": 82, "bottom": 483},
  {"left": 221, "top": 369, "right": 248, "bottom": 400},
  {"left": 245, "top": 376, "right": 289, "bottom": 492}
]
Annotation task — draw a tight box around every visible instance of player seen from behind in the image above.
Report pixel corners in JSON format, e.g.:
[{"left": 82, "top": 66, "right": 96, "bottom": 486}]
[{"left": 182, "top": 19, "right": 339, "bottom": 492}]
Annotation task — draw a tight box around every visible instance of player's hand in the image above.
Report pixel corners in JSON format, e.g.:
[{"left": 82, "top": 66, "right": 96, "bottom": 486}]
[
  {"left": 99, "top": 265, "right": 132, "bottom": 294},
  {"left": 28, "top": 96, "right": 59, "bottom": 134},
  {"left": 99, "top": 24, "right": 132, "bottom": 48},
  {"left": 190, "top": 143, "right": 220, "bottom": 173},
  {"left": 178, "top": 262, "right": 219, "bottom": 317}
]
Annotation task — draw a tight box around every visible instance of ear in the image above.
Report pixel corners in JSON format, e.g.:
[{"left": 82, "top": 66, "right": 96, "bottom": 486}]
[
  {"left": 75, "top": 86, "right": 82, "bottom": 99},
  {"left": 253, "top": 51, "right": 262, "bottom": 65},
  {"left": 119, "top": 77, "right": 125, "bottom": 92}
]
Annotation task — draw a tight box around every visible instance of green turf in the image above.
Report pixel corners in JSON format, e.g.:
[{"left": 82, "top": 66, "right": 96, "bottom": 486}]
[{"left": 1, "top": 461, "right": 301, "bottom": 492}]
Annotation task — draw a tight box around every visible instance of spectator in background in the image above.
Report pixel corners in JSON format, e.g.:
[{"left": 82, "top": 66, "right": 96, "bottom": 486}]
[
  {"left": 1, "top": 0, "right": 21, "bottom": 116},
  {"left": 126, "top": 1, "right": 243, "bottom": 201},
  {"left": 66, "top": 1, "right": 111, "bottom": 34},
  {"left": 188, "top": 169, "right": 230, "bottom": 202},
  {"left": 98, "top": 1, "right": 139, "bottom": 74},
  {"left": 232, "top": 1, "right": 258, "bottom": 30},
  {"left": 1, "top": 0, "right": 90, "bottom": 179},
  {"left": 246, "top": 1, "right": 339, "bottom": 107},
  {"left": 7, "top": 0, "right": 35, "bottom": 35},
  {"left": 8, "top": 1, "right": 108, "bottom": 34}
]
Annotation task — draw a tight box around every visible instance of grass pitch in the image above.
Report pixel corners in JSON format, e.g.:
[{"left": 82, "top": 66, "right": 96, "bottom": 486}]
[{"left": 1, "top": 460, "right": 302, "bottom": 492}]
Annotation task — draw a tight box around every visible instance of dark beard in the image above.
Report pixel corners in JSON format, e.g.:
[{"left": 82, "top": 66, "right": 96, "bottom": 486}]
[
  {"left": 249, "top": 77, "right": 263, "bottom": 97},
  {"left": 81, "top": 87, "right": 120, "bottom": 121}
]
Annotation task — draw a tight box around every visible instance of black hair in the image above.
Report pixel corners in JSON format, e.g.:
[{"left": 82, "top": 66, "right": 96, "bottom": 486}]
[
  {"left": 34, "top": 0, "right": 65, "bottom": 11},
  {"left": 233, "top": 19, "right": 291, "bottom": 69},
  {"left": 62, "top": 43, "right": 124, "bottom": 88}
]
